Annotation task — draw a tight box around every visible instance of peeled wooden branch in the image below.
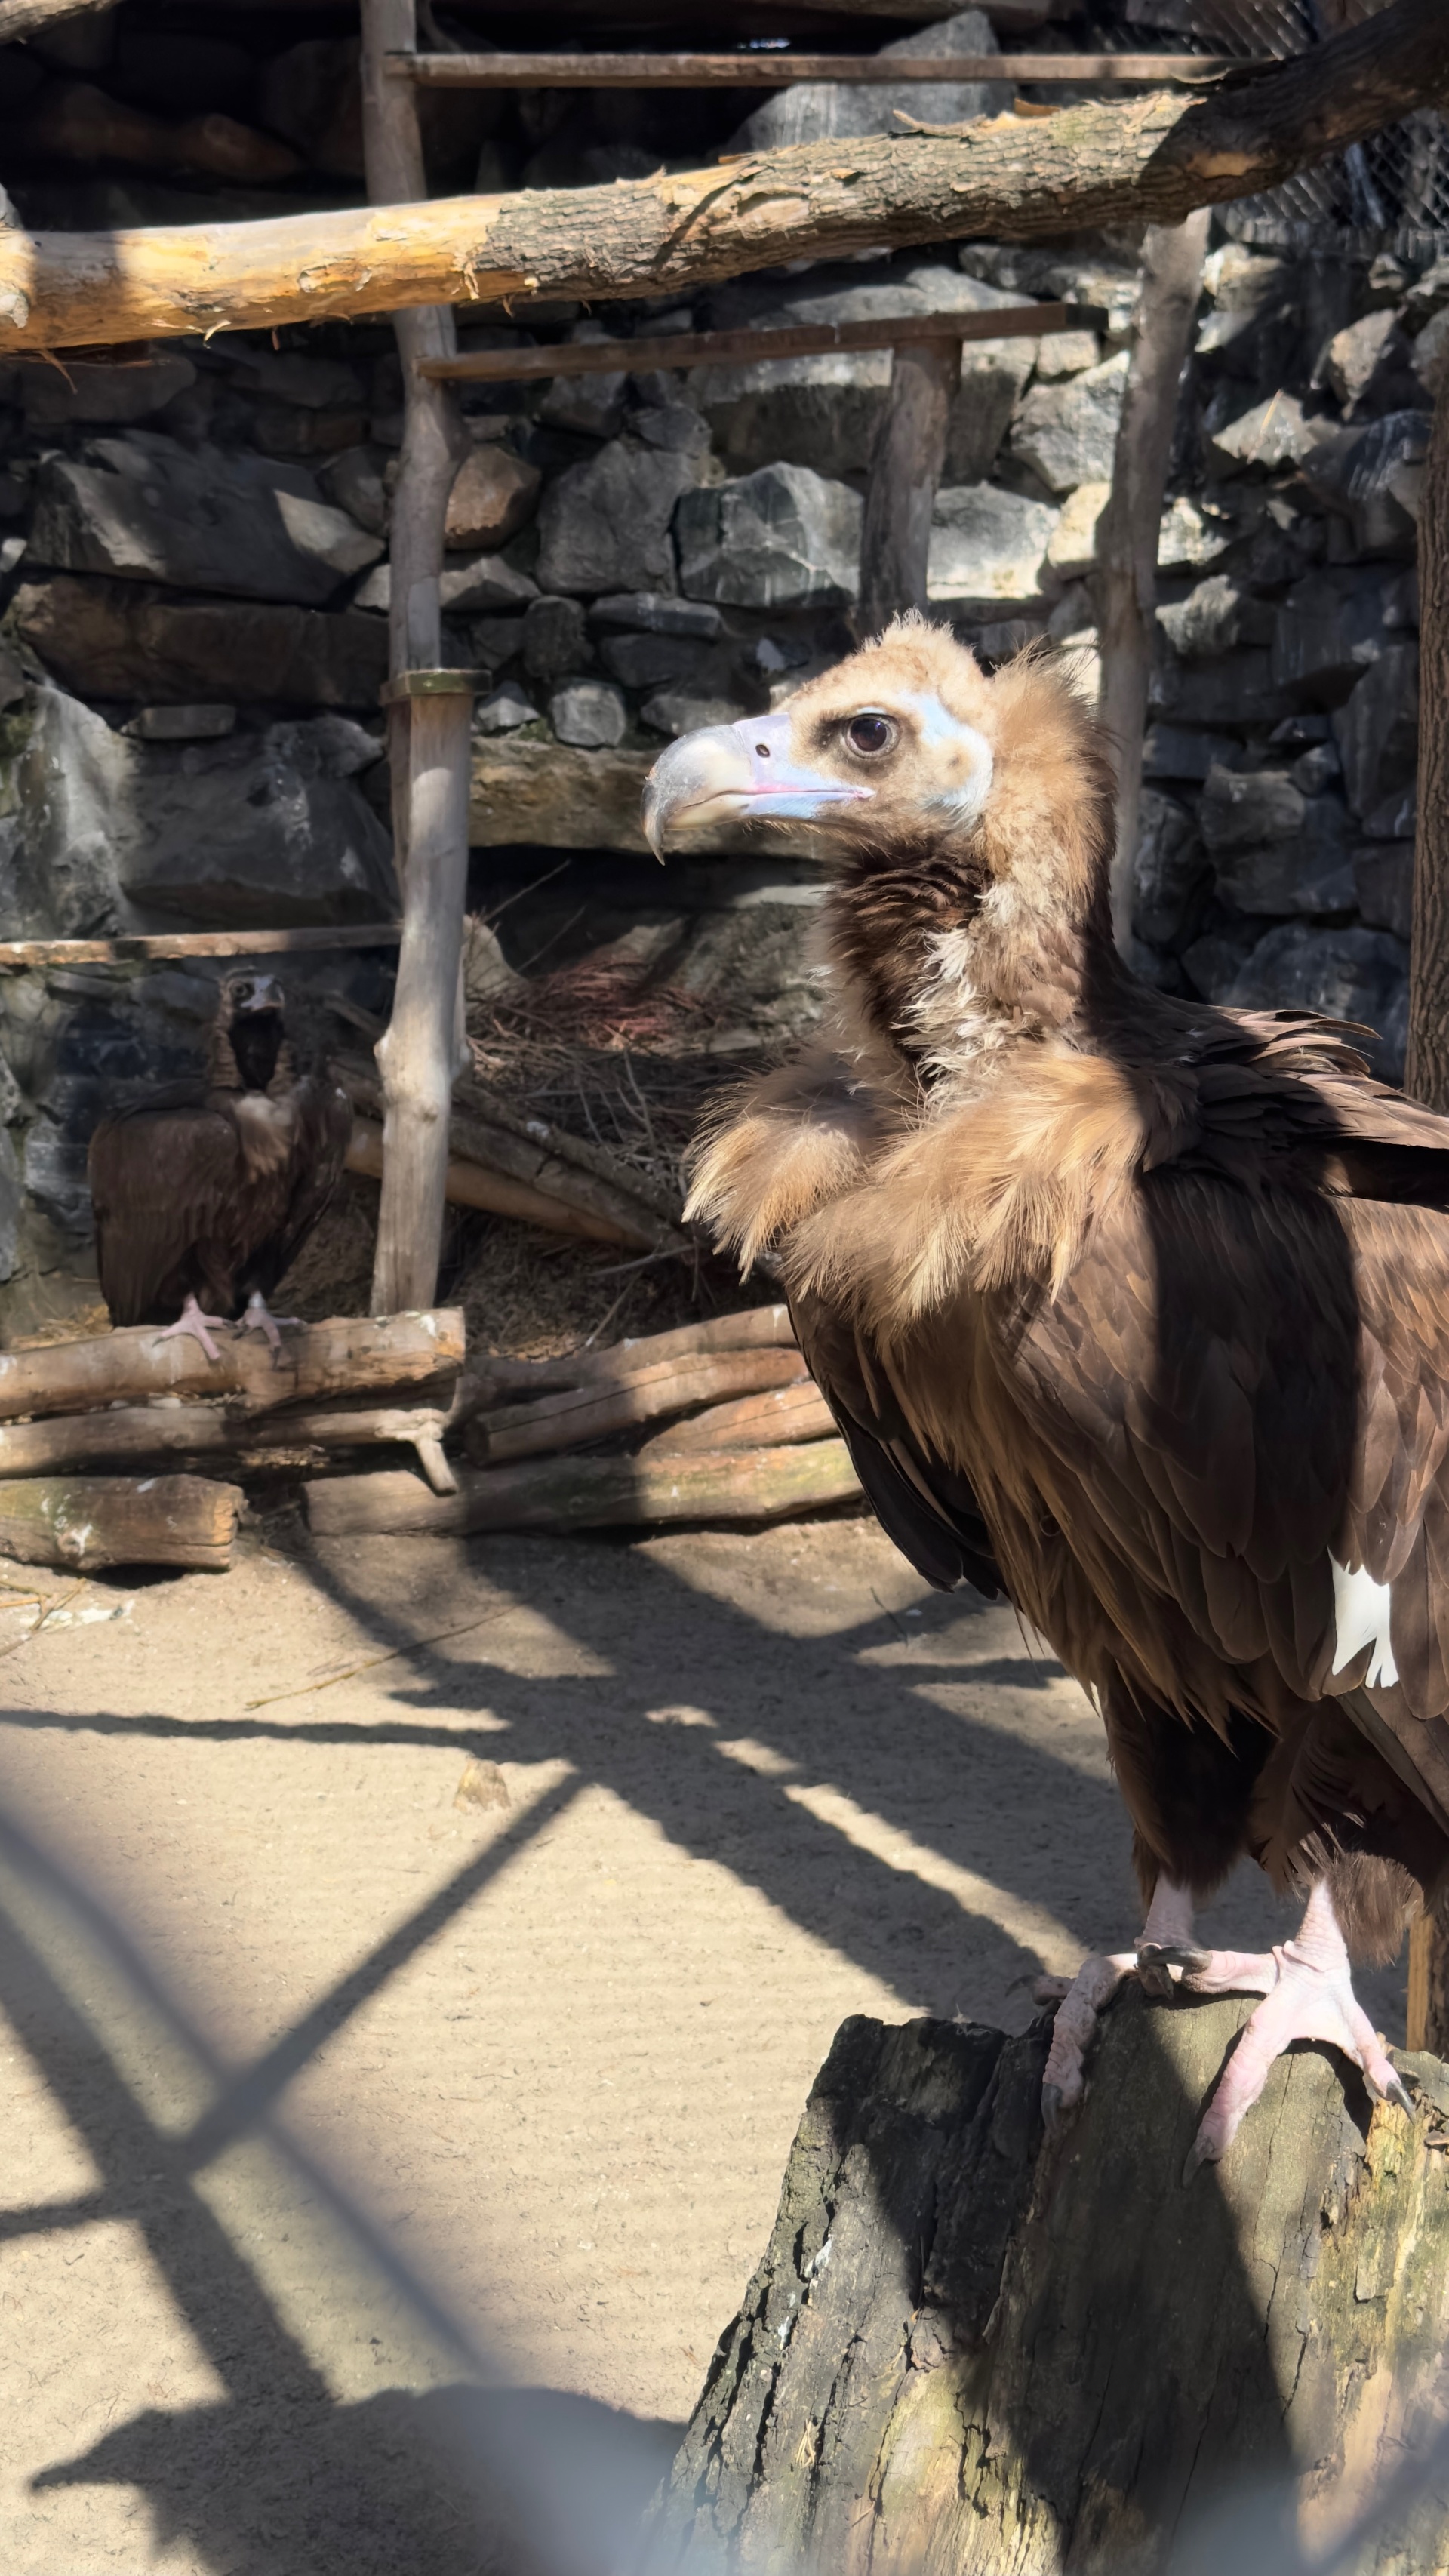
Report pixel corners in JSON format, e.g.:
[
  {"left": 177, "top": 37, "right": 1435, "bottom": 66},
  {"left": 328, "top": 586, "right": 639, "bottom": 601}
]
[
  {"left": 463, "top": 1345, "right": 806, "bottom": 1466},
  {"left": 448, "top": 1303, "right": 795, "bottom": 1417},
  {"left": 0, "top": 1474, "right": 241, "bottom": 1571},
  {"left": 0, "top": 925, "right": 401, "bottom": 972},
  {"left": 0, "top": 1309, "right": 463, "bottom": 1425},
  {"left": 306, "top": 1438, "right": 861, "bottom": 1537},
  {"left": 0, "top": 1396, "right": 454, "bottom": 1486},
  {"left": 345, "top": 1115, "right": 640, "bottom": 1248},
  {"left": 0, "top": 4, "right": 1443, "bottom": 349},
  {"left": 641, "top": 1379, "right": 835, "bottom": 1457},
  {"left": 646, "top": 1996, "right": 1449, "bottom": 2572}
]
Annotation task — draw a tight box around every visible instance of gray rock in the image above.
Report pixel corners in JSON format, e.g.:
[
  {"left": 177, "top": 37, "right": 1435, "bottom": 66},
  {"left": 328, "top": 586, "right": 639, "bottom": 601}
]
[
  {"left": 0, "top": 688, "right": 131, "bottom": 938},
  {"left": 1131, "top": 790, "right": 1208, "bottom": 949},
  {"left": 223, "top": 346, "right": 367, "bottom": 411},
  {"left": 1291, "top": 742, "right": 1341, "bottom": 794},
  {"left": 1269, "top": 568, "right": 1405, "bottom": 705},
  {"left": 1155, "top": 494, "right": 1238, "bottom": 572},
  {"left": 1214, "top": 829, "right": 1358, "bottom": 919},
  {"left": 677, "top": 464, "right": 860, "bottom": 611},
  {"left": 633, "top": 404, "right": 712, "bottom": 457},
  {"left": 471, "top": 616, "right": 527, "bottom": 673},
  {"left": 590, "top": 592, "right": 723, "bottom": 640},
  {"left": 727, "top": 9, "right": 1008, "bottom": 152},
  {"left": 1300, "top": 411, "right": 1430, "bottom": 557},
  {"left": 122, "top": 704, "right": 235, "bottom": 742},
  {"left": 1225, "top": 922, "right": 1407, "bottom": 1076},
  {"left": 1157, "top": 575, "right": 1270, "bottom": 662},
  {"left": 1354, "top": 842, "right": 1414, "bottom": 939},
  {"left": 1008, "top": 351, "right": 1129, "bottom": 496},
  {"left": 641, "top": 689, "right": 748, "bottom": 739},
  {"left": 550, "top": 681, "right": 627, "bottom": 749},
  {"left": 927, "top": 484, "right": 1058, "bottom": 610},
  {"left": 28, "top": 432, "right": 384, "bottom": 606},
  {"left": 1362, "top": 780, "right": 1417, "bottom": 839},
  {"left": 11, "top": 576, "right": 389, "bottom": 709},
  {"left": 24, "top": 1113, "right": 91, "bottom": 1236},
  {"left": 536, "top": 322, "right": 628, "bottom": 440},
  {"left": 1317, "top": 309, "right": 1419, "bottom": 417},
  {"left": 1199, "top": 765, "right": 1306, "bottom": 855},
  {"left": 598, "top": 630, "right": 712, "bottom": 690},
  {"left": 1201, "top": 245, "right": 1294, "bottom": 314},
  {"left": 0, "top": 1125, "right": 20, "bottom": 1282},
  {"left": 120, "top": 719, "right": 396, "bottom": 927},
  {"left": 1149, "top": 649, "right": 1292, "bottom": 728},
  {"left": 1205, "top": 392, "right": 1338, "bottom": 477},
  {"left": 443, "top": 556, "right": 540, "bottom": 617},
  {"left": 1180, "top": 920, "right": 1269, "bottom": 1005},
  {"left": 522, "top": 595, "right": 591, "bottom": 685},
  {"left": 17, "top": 348, "right": 195, "bottom": 427},
  {"left": 535, "top": 439, "right": 697, "bottom": 598},
  {"left": 692, "top": 264, "right": 1036, "bottom": 482},
  {"left": 318, "top": 444, "right": 389, "bottom": 537},
  {"left": 475, "top": 683, "right": 539, "bottom": 734},
  {"left": 1331, "top": 643, "right": 1418, "bottom": 820},
  {"left": 1142, "top": 725, "right": 1241, "bottom": 782}
]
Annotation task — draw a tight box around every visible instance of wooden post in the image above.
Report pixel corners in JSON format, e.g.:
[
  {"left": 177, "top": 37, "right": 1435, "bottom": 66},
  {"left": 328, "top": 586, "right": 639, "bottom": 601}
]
[
  {"left": 1095, "top": 209, "right": 1211, "bottom": 946},
  {"left": 858, "top": 340, "right": 961, "bottom": 635},
  {"left": 1403, "top": 379, "right": 1449, "bottom": 2048},
  {"left": 361, "top": 0, "right": 473, "bottom": 1316},
  {"left": 371, "top": 672, "right": 473, "bottom": 1315}
]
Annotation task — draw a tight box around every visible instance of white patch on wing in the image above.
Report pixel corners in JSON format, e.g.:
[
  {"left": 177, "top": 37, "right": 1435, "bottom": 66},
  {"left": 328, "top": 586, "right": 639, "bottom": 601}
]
[
  {"left": 899, "top": 691, "right": 993, "bottom": 825},
  {"left": 1330, "top": 1555, "right": 1398, "bottom": 1689}
]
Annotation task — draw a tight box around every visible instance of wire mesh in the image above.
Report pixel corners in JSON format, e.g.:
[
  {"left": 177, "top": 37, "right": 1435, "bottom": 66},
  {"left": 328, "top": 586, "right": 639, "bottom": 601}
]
[{"left": 1108, "top": 0, "right": 1449, "bottom": 259}]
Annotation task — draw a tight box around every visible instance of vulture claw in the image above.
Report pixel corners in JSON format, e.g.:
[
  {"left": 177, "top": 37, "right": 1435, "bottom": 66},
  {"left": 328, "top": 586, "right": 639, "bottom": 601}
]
[
  {"left": 155, "top": 1295, "right": 231, "bottom": 1364},
  {"left": 238, "top": 1293, "right": 302, "bottom": 1362}
]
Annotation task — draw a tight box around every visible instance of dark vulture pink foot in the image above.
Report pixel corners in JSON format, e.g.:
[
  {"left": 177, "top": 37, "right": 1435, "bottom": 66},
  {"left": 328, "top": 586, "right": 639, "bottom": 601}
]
[
  {"left": 154, "top": 1294, "right": 232, "bottom": 1364},
  {"left": 237, "top": 1291, "right": 302, "bottom": 1359},
  {"left": 1183, "top": 1882, "right": 1412, "bottom": 2181}
]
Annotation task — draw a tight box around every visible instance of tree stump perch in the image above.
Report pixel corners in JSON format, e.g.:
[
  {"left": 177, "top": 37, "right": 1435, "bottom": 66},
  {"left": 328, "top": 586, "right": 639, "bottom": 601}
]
[{"left": 646, "top": 1993, "right": 1449, "bottom": 2572}]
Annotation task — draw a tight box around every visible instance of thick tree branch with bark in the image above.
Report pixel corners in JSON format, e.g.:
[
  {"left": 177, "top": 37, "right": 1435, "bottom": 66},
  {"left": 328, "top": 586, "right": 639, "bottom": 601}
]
[{"left": 0, "top": 0, "right": 1442, "bottom": 351}]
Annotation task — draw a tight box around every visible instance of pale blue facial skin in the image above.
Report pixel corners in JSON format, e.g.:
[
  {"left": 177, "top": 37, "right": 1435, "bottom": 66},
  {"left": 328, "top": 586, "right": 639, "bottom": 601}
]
[{"left": 643, "top": 709, "right": 874, "bottom": 853}]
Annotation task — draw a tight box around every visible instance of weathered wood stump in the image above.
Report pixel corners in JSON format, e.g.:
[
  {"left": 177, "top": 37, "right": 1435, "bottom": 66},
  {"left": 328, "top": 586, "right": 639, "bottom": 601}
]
[{"left": 646, "top": 1993, "right": 1449, "bottom": 2573}]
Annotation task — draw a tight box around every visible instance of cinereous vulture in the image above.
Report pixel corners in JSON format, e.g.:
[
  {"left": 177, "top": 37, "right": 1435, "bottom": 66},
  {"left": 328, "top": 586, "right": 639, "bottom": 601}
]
[
  {"left": 644, "top": 614, "right": 1447, "bottom": 2176},
  {"left": 88, "top": 971, "right": 352, "bottom": 1358}
]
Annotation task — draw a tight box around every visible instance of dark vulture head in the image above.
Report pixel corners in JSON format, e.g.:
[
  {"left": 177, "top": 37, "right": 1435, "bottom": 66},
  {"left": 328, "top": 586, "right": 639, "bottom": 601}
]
[
  {"left": 643, "top": 616, "right": 1120, "bottom": 1066},
  {"left": 211, "top": 972, "right": 289, "bottom": 1096}
]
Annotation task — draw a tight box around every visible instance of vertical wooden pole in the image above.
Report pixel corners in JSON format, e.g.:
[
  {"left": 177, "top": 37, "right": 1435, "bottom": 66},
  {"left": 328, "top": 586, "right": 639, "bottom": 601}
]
[
  {"left": 361, "top": 0, "right": 472, "bottom": 1314},
  {"left": 371, "top": 679, "right": 474, "bottom": 1317},
  {"left": 1094, "top": 209, "right": 1211, "bottom": 947},
  {"left": 1402, "top": 380, "right": 1449, "bottom": 2054},
  {"left": 857, "top": 338, "right": 961, "bottom": 636}
]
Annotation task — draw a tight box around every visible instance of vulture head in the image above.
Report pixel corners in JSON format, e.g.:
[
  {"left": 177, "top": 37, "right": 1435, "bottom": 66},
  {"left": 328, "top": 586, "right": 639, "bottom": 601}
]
[
  {"left": 645, "top": 617, "right": 1118, "bottom": 1066},
  {"left": 211, "top": 971, "right": 291, "bottom": 1095}
]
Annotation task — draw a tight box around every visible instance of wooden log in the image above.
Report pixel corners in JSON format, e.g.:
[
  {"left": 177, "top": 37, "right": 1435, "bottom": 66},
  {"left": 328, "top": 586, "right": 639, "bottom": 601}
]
[
  {"left": 0, "top": 1309, "right": 463, "bottom": 1424},
  {"left": 1097, "top": 211, "right": 1211, "bottom": 946},
  {"left": 26, "top": 82, "right": 303, "bottom": 185},
  {"left": 0, "top": 0, "right": 116, "bottom": 38},
  {"left": 0, "top": 1473, "right": 241, "bottom": 1571},
  {"left": 640, "top": 1379, "right": 835, "bottom": 1457},
  {"left": 449, "top": 1303, "right": 797, "bottom": 1415},
  {"left": 0, "top": 925, "right": 401, "bottom": 972},
  {"left": 645, "top": 1993, "right": 1449, "bottom": 2572},
  {"left": 463, "top": 1345, "right": 807, "bottom": 1466},
  {"left": 305, "top": 1437, "right": 862, "bottom": 1537},
  {"left": 345, "top": 1115, "right": 641, "bottom": 1248},
  {"left": 422, "top": 305, "right": 1098, "bottom": 386},
  {"left": 395, "top": 53, "right": 1263, "bottom": 88},
  {"left": 0, "top": 1396, "right": 452, "bottom": 1479},
  {"left": 859, "top": 336, "right": 961, "bottom": 632},
  {"left": 0, "top": 8, "right": 1441, "bottom": 352}
]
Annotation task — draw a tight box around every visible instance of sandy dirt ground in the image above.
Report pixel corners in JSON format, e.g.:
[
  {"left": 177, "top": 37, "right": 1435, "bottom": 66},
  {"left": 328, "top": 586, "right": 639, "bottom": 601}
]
[{"left": 0, "top": 1513, "right": 1406, "bottom": 2574}]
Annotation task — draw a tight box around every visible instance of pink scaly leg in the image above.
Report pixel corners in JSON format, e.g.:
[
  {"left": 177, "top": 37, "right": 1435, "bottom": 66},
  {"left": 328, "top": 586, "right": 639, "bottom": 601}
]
[
  {"left": 153, "top": 1293, "right": 232, "bottom": 1364},
  {"left": 235, "top": 1291, "right": 302, "bottom": 1360},
  {"left": 1183, "top": 1879, "right": 1413, "bottom": 2181},
  {"left": 1038, "top": 1879, "right": 1201, "bottom": 2133}
]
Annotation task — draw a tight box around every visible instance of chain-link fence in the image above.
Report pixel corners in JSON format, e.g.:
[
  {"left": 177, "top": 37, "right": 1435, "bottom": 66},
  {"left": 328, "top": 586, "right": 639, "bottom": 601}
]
[{"left": 1100, "top": 0, "right": 1449, "bottom": 260}]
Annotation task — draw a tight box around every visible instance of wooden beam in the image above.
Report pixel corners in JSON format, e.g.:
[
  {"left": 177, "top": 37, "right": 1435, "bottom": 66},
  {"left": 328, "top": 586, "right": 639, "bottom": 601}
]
[
  {"left": 390, "top": 53, "right": 1266, "bottom": 88},
  {"left": 0, "top": 924, "right": 401, "bottom": 971},
  {"left": 0, "top": 0, "right": 110, "bottom": 39},
  {"left": 0, "top": 4, "right": 1440, "bottom": 350},
  {"left": 305, "top": 1438, "right": 862, "bottom": 1537},
  {"left": 345, "top": 1113, "right": 645, "bottom": 1247},
  {"left": 1097, "top": 209, "right": 1211, "bottom": 949},
  {"left": 419, "top": 303, "right": 1099, "bottom": 384},
  {"left": 0, "top": 1473, "right": 242, "bottom": 1572},
  {"left": 0, "top": 1308, "right": 463, "bottom": 1424},
  {"left": 859, "top": 336, "right": 958, "bottom": 630}
]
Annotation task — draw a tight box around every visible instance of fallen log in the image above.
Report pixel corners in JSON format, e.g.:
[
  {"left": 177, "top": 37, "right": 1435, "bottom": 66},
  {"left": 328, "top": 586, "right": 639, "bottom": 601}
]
[
  {"left": 645, "top": 1993, "right": 1449, "bottom": 2574},
  {"left": 0, "top": 1473, "right": 241, "bottom": 1571},
  {"left": 449, "top": 1303, "right": 795, "bottom": 1417},
  {"left": 345, "top": 1116, "right": 641, "bottom": 1249},
  {"left": 305, "top": 1438, "right": 862, "bottom": 1537},
  {"left": 462, "top": 1345, "right": 807, "bottom": 1466},
  {"left": 0, "top": 1396, "right": 456, "bottom": 1491},
  {"left": 0, "top": 925, "right": 401, "bottom": 971},
  {"left": 0, "top": 5, "right": 1441, "bottom": 349},
  {"left": 640, "top": 1379, "right": 835, "bottom": 1457},
  {"left": 0, "top": 1310, "right": 463, "bottom": 1424}
]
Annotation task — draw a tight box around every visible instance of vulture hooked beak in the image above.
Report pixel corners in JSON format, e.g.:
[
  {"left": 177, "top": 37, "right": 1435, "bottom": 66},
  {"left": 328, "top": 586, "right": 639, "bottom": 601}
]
[
  {"left": 643, "top": 709, "right": 873, "bottom": 857},
  {"left": 235, "top": 974, "right": 284, "bottom": 1015}
]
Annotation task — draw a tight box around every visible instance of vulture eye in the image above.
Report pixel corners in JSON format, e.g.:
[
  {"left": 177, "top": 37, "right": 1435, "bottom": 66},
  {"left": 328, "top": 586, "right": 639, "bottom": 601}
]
[{"left": 844, "top": 713, "right": 897, "bottom": 758}]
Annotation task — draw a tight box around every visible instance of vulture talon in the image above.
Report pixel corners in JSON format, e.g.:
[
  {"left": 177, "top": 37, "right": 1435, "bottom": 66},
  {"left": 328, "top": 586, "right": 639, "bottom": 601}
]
[
  {"left": 1134, "top": 1946, "right": 1180, "bottom": 2002},
  {"left": 1379, "top": 2072, "right": 1416, "bottom": 2121},
  {"left": 1040, "top": 2081, "right": 1069, "bottom": 2139},
  {"left": 238, "top": 1293, "right": 302, "bottom": 1361},
  {"left": 154, "top": 1295, "right": 232, "bottom": 1364}
]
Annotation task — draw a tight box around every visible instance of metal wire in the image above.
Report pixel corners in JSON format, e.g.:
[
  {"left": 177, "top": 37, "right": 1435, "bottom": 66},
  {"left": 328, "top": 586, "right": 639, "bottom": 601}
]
[{"left": 1103, "top": 0, "right": 1449, "bottom": 258}]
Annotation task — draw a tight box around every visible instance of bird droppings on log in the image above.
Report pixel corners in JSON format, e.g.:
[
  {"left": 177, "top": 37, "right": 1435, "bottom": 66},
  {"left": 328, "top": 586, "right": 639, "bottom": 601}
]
[
  {"left": 645, "top": 1991, "right": 1449, "bottom": 2574},
  {"left": 304, "top": 1439, "right": 862, "bottom": 1539},
  {"left": 0, "top": 1473, "right": 241, "bottom": 1571}
]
